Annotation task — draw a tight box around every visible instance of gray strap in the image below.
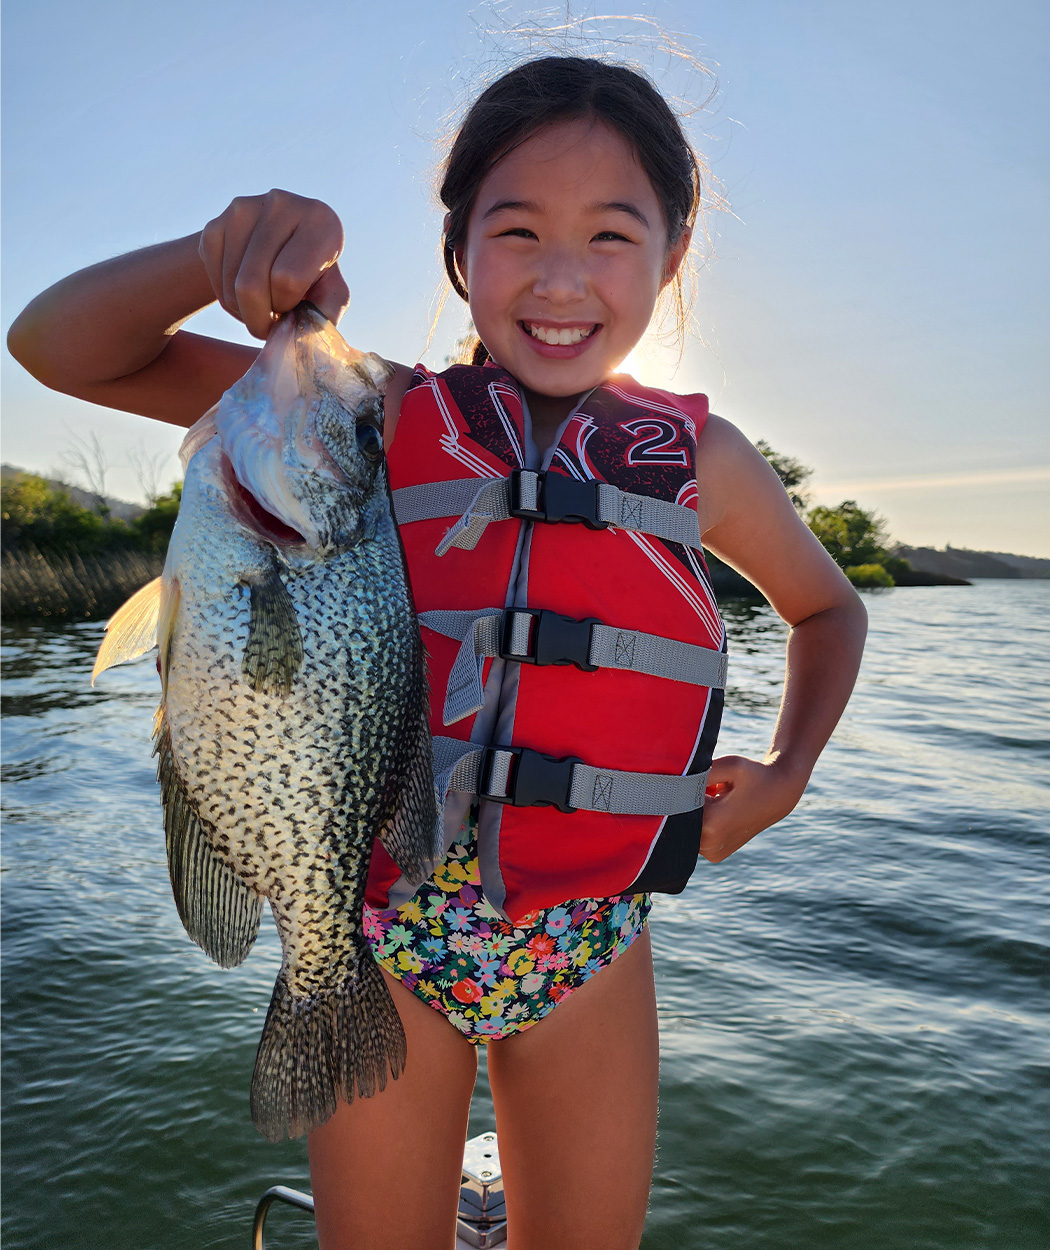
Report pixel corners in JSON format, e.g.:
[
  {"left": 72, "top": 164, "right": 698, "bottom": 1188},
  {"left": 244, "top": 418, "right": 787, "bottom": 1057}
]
[
  {"left": 432, "top": 736, "right": 485, "bottom": 804},
  {"left": 392, "top": 473, "right": 703, "bottom": 554},
  {"left": 432, "top": 736, "right": 708, "bottom": 816},
  {"left": 568, "top": 763, "right": 709, "bottom": 816},
  {"left": 392, "top": 479, "right": 502, "bottom": 527},
  {"left": 418, "top": 608, "right": 503, "bottom": 725},
  {"left": 434, "top": 480, "right": 512, "bottom": 556},
  {"left": 593, "top": 481, "right": 702, "bottom": 549},
  {"left": 588, "top": 624, "right": 728, "bottom": 687},
  {"left": 419, "top": 608, "right": 728, "bottom": 728},
  {"left": 392, "top": 478, "right": 511, "bottom": 556}
]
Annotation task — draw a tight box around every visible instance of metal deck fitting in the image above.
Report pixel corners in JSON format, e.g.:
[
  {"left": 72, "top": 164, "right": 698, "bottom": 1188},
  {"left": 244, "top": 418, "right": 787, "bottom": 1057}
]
[{"left": 251, "top": 1130, "right": 508, "bottom": 1248}]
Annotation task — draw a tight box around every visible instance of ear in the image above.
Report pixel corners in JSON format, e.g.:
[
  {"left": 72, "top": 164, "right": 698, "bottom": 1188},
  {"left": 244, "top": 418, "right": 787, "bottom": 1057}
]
[
  {"left": 662, "top": 225, "right": 692, "bottom": 288},
  {"left": 443, "top": 212, "right": 468, "bottom": 286}
]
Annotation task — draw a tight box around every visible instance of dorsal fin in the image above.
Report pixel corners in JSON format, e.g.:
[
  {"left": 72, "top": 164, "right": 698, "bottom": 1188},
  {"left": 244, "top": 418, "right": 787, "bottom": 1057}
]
[{"left": 91, "top": 576, "right": 163, "bottom": 685}]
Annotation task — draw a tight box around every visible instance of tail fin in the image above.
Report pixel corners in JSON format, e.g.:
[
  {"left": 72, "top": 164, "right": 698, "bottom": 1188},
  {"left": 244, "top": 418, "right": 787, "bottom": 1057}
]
[{"left": 249, "top": 946, "right": 406, "bottom": 1141}]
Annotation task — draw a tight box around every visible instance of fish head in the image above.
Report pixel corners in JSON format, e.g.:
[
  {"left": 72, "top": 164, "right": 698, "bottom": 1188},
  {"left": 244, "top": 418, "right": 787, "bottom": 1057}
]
[{"left": 202, "top": 303, "right": 395, "bottom": 554}]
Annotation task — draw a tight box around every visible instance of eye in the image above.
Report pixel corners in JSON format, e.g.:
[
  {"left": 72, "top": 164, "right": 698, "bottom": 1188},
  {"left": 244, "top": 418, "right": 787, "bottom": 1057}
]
[
  {"left": 498, "top": 227, "right": 538, "bottom": 239},
  {"left": 356, "top": 422, "right": 383, "bottom": 461},
  {"left": 593, "top": 230, "right": 630, "bottom": 243}
]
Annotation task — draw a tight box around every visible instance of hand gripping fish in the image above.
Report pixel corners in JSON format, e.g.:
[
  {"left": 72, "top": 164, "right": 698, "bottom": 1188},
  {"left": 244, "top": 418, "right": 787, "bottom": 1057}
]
[{"left": 93, "top": 304, "right": 438, "bottom": 1140}]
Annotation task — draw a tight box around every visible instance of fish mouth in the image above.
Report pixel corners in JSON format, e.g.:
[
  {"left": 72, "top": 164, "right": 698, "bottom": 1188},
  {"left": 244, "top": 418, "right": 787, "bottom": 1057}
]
[{"left": 222, "top": 457, "right": 306, "bottom": 546}]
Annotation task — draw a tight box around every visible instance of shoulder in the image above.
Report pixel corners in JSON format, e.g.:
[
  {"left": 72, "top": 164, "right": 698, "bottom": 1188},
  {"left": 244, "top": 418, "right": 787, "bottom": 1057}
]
[
  {"left": 697, "top": 415, "right": 856, "bottom": 624},
  {"left": 694, "top": 414, "right": 778, "bottom": 533},
  {"left": 696, "top": 412, "right": 751, "bottom": 458}
]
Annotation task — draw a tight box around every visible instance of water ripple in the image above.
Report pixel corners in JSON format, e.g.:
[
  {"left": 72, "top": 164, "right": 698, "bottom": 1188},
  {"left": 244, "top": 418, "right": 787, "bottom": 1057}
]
[{"left": 3, "top": 583, "right": 1049, "bottom": 1249}]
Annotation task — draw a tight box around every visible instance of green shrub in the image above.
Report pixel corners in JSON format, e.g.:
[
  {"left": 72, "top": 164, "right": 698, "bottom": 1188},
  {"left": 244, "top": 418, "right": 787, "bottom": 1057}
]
[
  {"left": 1, "top": 472, "right": 121, "bottom": 555},
  {"left": 1, "top": 472, "right": 182, "bottom": 557},
  {"left": 845, "top": 563, "right": 894, "bottom": 588},
  {"left": 807, "top": 500, "right": 890, "bottom": 569},
  {"left": 133, "top": 482, "right": 182, "bottom": 552}
]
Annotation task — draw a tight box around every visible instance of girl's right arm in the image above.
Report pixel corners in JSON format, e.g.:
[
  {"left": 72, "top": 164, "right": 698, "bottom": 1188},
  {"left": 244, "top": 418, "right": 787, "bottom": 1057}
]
[{"left": 6, "top": 191, "right": 411, "bottom": 434}]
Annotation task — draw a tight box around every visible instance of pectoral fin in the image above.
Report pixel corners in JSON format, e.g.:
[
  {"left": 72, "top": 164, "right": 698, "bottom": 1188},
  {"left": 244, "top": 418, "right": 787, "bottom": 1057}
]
[
  {"left": 242, "top": 565, "right": 304, "bottom": 697},
  {"left": 92, "top": 576, "right": 163, "bottom": 685}
]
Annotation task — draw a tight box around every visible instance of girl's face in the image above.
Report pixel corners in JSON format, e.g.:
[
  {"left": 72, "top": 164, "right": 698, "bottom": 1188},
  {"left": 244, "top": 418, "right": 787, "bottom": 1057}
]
[{"left": 458, "top": 118, "right": 689, "bottom": 419}]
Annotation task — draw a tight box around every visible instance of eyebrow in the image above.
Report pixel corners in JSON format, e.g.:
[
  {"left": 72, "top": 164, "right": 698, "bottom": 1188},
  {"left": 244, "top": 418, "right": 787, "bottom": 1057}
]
[
  {"left": 592, "top": 201, "right": 651, "bottom": 228},
  {"left": 482, "top": 199, "right": 539, "bottom": 219},
  {"left": 482, "top": 198, "right": 651, "bottom": 228}
]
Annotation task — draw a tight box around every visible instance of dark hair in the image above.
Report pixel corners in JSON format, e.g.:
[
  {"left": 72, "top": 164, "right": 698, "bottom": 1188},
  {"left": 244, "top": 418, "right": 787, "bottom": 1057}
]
[{"left": 440, "top": 56, "right": 704, "bottom": 366}]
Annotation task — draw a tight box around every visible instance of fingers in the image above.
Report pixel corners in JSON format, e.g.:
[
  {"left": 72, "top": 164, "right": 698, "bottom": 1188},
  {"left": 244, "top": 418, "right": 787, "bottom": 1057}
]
[
  {"left": 306, "top": 264, "right": 351, "bottom": 325},
  {"left": 704, "top": 754, "right": 746, "bottom": 797},
  {"left": 700, "top": 755, "right": 775, "bottom": 865},
  {"left": 234, "top": 210, "right": 298, "bottom": 338},
  {"left": 699, "top": 755, "right": 788, "bottom": 864},
  {"left": 198, "top": 191, "right": 346, "bottom": 339}
]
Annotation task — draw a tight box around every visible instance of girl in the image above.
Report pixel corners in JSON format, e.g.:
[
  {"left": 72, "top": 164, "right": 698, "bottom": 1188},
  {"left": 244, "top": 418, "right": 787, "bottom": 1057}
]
[{"left": 9, "top": 55, "right": 866, "bottom": 1250}]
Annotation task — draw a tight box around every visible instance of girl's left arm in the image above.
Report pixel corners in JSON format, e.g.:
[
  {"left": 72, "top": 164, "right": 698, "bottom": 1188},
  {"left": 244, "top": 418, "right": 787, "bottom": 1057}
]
[{"left": 695, "top": 416, "right": 868, "bottom": 862}]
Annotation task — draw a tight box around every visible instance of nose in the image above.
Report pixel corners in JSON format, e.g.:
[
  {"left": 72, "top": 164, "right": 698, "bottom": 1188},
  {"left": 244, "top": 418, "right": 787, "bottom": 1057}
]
[{"left": 532, "top": 245, "right": 588, "bottom": 305}]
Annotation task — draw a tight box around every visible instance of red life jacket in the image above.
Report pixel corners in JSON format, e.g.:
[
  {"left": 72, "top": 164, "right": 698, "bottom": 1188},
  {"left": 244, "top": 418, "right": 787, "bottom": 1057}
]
[{"left": 365, "top": 363, "right": 726, "bottom": 924}]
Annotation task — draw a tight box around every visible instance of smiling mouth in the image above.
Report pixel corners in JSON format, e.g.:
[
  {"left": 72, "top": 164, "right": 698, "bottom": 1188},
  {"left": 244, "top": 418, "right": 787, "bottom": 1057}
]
[{"left": 522, "top": 322, "right": 600, "bottom": 346}]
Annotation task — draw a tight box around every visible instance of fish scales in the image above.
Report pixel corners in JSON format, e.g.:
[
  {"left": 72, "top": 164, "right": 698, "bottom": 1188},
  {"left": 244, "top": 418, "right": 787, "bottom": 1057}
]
[{"left": 94, "top": 304, "right": 437, "bottom": 1140}]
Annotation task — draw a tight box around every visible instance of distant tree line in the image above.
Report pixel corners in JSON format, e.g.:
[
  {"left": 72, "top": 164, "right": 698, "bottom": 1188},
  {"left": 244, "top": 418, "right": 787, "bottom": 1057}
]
[
  {"left": 759, "top": 443, "right": 906, "bottom": 587},
  {"left": 710, "top": 442, "right": 908, "bottom": 592},
  {"left": 1, "top": 471, "right": 181, "bottom": 619},
  {"left": 0, "top": 437, "right": 916, "bottom": 614},
  {"left": 1, "top": 472, "right": 181, "bottom": 557}
]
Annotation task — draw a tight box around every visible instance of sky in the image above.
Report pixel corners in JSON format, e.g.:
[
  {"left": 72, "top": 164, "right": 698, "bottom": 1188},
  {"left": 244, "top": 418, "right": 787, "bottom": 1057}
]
[{"left": 2, "top": 0, "right": 1048, "bottom": 555}]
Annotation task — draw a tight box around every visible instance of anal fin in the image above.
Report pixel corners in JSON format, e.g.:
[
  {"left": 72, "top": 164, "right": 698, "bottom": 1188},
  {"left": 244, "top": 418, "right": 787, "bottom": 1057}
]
[{"left": 154, "top": 716, "right": 262, "bottom": 967}]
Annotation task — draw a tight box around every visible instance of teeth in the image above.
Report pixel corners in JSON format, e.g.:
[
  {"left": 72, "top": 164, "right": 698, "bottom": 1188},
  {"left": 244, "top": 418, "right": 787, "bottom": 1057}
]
[{"left": 527, "top": 323, "right": 593, "bottom": 346}]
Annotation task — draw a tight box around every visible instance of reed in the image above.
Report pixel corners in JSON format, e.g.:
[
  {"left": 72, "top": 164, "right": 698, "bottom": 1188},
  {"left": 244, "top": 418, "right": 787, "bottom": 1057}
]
[{"left": 1, "top": 546, "right": 163, "bottom": 621}]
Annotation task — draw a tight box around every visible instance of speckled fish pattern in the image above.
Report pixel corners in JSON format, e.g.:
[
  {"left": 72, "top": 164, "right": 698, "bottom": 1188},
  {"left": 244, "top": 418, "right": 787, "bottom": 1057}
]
[{"left": 154, "top": 307, "right": 436, "bottom": 1141}]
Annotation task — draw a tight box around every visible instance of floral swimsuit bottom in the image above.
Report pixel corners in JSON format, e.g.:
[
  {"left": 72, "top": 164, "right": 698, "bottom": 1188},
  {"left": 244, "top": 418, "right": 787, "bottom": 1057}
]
[{"left": 363, "top": 809, "right": 651, "bottom": 1043}]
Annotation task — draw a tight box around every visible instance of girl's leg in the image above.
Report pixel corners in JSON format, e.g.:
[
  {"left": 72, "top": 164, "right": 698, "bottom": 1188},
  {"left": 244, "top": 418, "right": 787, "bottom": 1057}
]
[
  {"left": 306, "top": 968, "right": 478, "bottom": 1250},
  {"left": 486, "top": 926, "right": 660, "bottom": 1250}
]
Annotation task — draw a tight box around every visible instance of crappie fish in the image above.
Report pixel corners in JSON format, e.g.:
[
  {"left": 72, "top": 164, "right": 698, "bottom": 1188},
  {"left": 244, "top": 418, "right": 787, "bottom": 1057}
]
[{"left": 94, "top": 303, "right": 437, "bottom": 1140}]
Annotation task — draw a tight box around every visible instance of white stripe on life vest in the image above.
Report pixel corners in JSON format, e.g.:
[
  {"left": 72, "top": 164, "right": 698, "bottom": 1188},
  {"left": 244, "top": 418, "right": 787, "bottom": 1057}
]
[
  {"left": 428, "top": 374, "right": 503, "bottom": 480},
  {"left": 488, "top": 380, "right": 526, "bottom": 468},
  {"left": 624, "top": 529, "right": 723, "bottom": 641},
  {"left": 603, "top": 382, "right": 700, "bottom": 441},
  {"left": 428, "top": 375, "right": 460, "bottom": 443},
  {"left": 438, "top": 435, "right": 502, "bottom": 480},
  {"left": 633, "top": 683, "right": 715, "bottom": 879},
  {"left": 562, "top": 420, "right": 716, "bottom": 632}
]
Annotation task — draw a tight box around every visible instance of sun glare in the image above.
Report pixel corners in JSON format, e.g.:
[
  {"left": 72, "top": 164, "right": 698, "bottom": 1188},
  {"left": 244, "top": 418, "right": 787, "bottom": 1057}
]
[
  {"left": 618, "top": 348, "right": 643, "bottom": 377},
  {"left": 615, "top": 335, "right": 680, "bottom": 388}
]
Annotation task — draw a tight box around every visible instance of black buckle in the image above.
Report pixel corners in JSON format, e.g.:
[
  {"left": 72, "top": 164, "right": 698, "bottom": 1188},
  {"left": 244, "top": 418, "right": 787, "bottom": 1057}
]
[
  {"left": 499, "top": 609, "right": 599, "bottom": 671},
  {"left": 509, "top": 469, "right": 609, "bottom": 529},
  {"left": 481, "top": 746, "right": 580, "bottom": 813}
]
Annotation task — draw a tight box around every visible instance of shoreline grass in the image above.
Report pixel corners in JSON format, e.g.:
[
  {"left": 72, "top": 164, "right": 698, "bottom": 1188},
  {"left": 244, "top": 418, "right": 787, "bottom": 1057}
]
[{"left": 1, "top": 546, "right": 162, "bottom": 622}]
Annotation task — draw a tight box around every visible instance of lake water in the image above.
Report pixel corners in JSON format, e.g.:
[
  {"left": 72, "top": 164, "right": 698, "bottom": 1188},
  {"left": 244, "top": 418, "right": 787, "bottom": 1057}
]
[{"left": 2, "top": 580, "right": 1048, "bottom": 1249}]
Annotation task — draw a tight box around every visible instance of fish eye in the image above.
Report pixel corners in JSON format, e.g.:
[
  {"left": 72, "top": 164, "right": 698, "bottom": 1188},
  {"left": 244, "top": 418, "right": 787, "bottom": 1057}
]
[{"left": 356, "top": 422, "right": 383, "bottom": 461}]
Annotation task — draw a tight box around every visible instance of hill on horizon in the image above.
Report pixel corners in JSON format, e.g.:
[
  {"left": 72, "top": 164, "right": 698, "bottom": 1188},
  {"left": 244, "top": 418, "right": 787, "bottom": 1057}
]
[
  {"left": 4, "top": 462, "right": 1046, "bottom": 577},
  {"left": 896, "top": 545, "right": 1050, "bottom": 580},
  {"left": 1, "top": 462, "right": 144, "bottom": 522}
]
